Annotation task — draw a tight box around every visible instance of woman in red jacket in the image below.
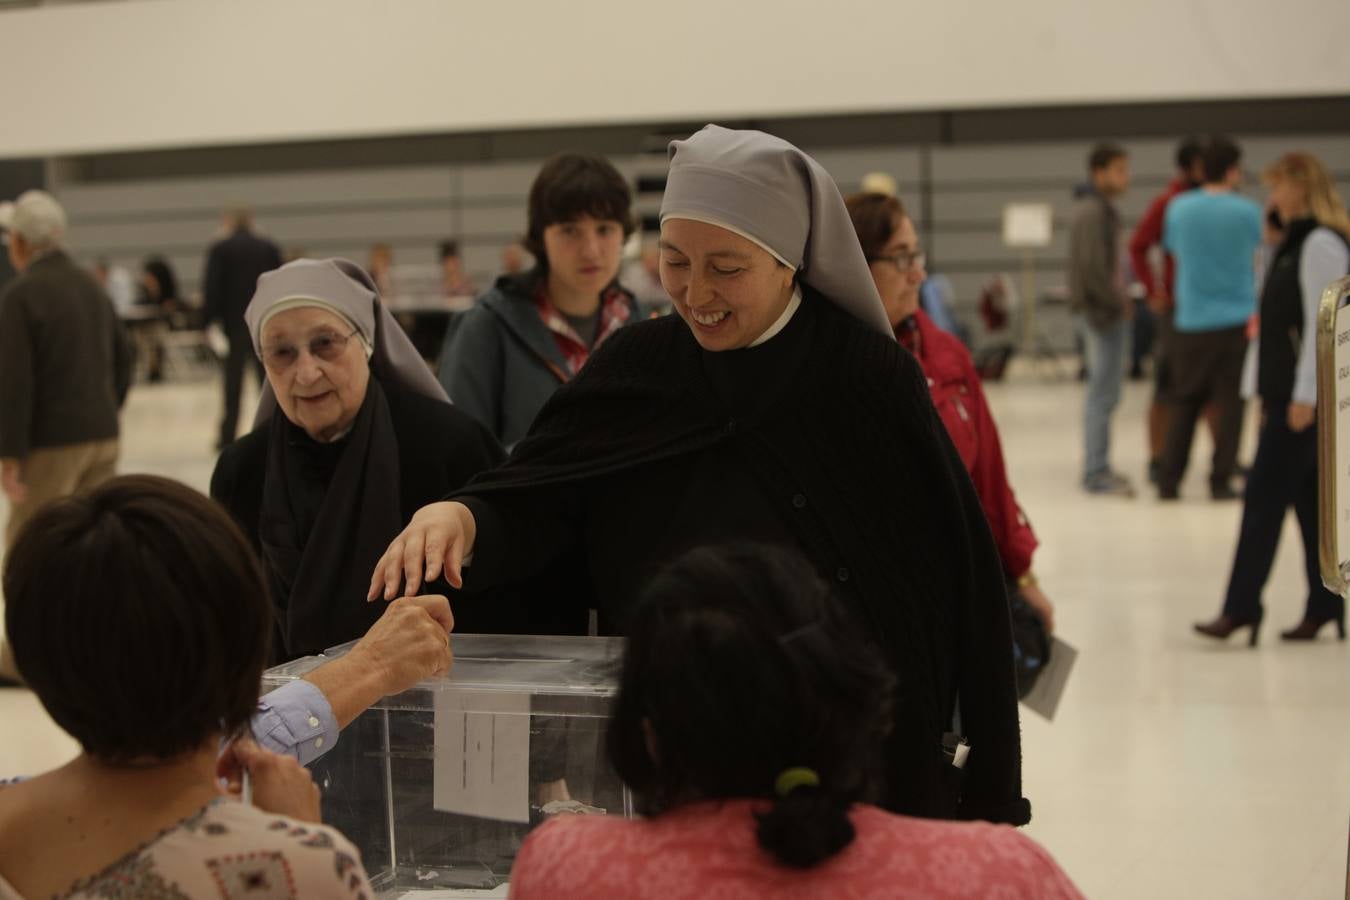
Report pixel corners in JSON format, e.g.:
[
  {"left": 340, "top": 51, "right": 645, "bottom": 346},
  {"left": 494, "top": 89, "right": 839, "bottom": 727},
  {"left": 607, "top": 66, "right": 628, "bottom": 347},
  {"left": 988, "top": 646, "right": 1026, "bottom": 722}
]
[{"left": 847, "top": 192, "right": 1055, "bottom": 630}]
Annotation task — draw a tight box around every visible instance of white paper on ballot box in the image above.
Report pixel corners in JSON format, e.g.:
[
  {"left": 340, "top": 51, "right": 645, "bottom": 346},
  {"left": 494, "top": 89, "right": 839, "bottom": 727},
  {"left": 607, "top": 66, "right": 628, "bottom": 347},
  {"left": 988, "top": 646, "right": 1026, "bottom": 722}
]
[{"left": 433, "top": 690, "right": 531, "bottom": 824}]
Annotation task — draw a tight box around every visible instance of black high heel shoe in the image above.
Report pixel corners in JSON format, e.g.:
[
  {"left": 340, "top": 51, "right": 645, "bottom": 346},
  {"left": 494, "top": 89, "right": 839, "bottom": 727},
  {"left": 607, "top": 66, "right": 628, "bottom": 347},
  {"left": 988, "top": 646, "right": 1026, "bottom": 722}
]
[
  {"left": 1193, "top": 614, "right": 1262, "bottom": 647},
  {"left": 1279, "top": 615, "right": 1347, "bottom": 642}
]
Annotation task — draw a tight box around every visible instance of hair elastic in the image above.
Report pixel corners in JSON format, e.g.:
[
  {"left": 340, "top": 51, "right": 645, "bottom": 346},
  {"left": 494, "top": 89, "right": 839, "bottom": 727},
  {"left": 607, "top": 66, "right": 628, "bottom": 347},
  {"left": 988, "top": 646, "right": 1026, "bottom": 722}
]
[{"left": 774, "top": 767, "right": 820, "bottom": 798}]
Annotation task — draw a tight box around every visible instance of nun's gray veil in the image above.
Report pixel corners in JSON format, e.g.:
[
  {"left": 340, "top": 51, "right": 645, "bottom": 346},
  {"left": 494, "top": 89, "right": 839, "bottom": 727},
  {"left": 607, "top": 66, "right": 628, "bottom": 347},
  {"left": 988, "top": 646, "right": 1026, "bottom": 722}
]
[
  {"left": 244, "top": 257, "right": 448, "bottom": 428},
  {"left": 659, "top": 125, "right": 893, "bottom": 339}
]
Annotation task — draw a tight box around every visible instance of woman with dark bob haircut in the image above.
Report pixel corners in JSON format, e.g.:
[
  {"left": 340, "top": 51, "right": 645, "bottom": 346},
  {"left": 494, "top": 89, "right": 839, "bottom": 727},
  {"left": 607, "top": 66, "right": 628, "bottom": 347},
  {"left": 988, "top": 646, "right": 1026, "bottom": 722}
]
[
  {"left": 510, "top": 544, "right": 1081, "bottom": 898},
  {"left": 0, "top": 475, "right": 372, "bottom": 896}
]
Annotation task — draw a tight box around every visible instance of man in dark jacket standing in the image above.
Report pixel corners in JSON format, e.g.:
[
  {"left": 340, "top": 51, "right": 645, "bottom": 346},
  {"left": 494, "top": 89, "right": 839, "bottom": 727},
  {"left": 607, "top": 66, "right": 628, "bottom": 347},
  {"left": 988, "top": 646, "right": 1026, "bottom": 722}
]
[
  {"left": 0, "top": 190, "right": 132, "bottom": 682},
  {"left": 204, "top": 208, "right": 282, "bottom": 449},
  {"left": 1068, "top": 144, "right": 1134, "bottom": 497}
]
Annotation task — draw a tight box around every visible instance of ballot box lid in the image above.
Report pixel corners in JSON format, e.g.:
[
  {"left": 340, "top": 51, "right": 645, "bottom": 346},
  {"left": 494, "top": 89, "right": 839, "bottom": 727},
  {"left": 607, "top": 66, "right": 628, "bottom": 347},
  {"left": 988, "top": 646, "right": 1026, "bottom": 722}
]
[{"left": 263, "top": 633, "right": 624, "bottom": 701}]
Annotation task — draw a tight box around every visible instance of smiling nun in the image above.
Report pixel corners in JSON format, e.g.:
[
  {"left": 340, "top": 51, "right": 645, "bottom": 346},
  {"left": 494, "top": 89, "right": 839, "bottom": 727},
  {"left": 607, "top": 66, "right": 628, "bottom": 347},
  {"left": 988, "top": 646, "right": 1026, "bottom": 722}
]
[{"left": 370, "top": 127, "right": 1030, "bottom": 825}]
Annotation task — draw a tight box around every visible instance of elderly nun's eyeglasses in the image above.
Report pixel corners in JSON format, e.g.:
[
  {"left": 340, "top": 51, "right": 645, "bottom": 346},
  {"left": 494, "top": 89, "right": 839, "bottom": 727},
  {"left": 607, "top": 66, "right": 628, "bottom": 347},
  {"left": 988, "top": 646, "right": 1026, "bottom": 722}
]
[
  {"left": 262, "top": 327, "right": 360, "bottom": 372},
  {"left": 866, "top": 249, "right": 926, "bottom": 273}
]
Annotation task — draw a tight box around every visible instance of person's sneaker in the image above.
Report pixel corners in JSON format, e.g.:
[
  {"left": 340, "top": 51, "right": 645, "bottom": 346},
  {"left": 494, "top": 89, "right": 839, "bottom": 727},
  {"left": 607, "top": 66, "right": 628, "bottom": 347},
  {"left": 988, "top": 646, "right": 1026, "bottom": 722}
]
[
  {"left": 1147, "top": 459, "right": 1162, "bottom": 485},
  {"left": 1085, "top": 471, "right": 1136, "bottom": 497},
  {"left": 1158, "top": 486, "right": 1180, "bottom": 501},
  {"left": 1211, "top": 483, "right": 1242, "bottom": 501}
]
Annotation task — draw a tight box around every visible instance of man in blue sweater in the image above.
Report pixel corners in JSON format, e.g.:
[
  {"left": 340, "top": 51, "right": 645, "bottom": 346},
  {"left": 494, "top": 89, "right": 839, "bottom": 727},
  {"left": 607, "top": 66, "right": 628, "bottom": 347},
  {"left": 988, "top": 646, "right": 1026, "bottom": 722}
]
[{"left": 1159, "top": 136, "right": 1262, "bottom": 500}]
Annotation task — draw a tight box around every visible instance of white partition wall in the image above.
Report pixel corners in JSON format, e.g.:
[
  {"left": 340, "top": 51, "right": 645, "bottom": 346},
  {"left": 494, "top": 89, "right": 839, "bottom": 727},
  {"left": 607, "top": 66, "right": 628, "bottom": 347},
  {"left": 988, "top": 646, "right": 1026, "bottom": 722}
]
[{"left": 2, "top": 0, "right": 1349, "bottom": 159}]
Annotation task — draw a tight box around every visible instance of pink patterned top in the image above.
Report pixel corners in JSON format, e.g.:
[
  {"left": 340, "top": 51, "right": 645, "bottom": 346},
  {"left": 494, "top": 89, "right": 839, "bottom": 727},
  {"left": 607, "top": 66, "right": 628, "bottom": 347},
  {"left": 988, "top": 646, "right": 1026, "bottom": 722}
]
[
  {"left": 509, "top": 799, "right": 1082, "bottom": 900},
  {"left": 0, "top": 798, "right": 372, "bottom": 899}
]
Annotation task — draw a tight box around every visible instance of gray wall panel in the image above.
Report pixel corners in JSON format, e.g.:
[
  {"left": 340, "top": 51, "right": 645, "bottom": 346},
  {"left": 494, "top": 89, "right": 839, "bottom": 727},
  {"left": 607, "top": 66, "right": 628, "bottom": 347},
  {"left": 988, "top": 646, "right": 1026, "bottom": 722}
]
[
  {"left": 934, "top": 232, "right": 1070, "bottom": 266},
  {"left": 456, "top": 161, "right": 546, "bottom": 200},
  {"left": 457, "top": 205, "right": 528, "bottom": 239},
  {"left": 65, "top": 216, "right": 222, "bottom": 254},
  {"left": 259, "top": 208, "right": 456, "bottom": 245},
  {"left": 43, "top": 117, "right": 1350, "bottom": 333},
  {"left": 58, "top": 165, "right": 455, "bottom": 218},
  {"left": 810, "top": 148, "right": 923, "bottom": 187}
]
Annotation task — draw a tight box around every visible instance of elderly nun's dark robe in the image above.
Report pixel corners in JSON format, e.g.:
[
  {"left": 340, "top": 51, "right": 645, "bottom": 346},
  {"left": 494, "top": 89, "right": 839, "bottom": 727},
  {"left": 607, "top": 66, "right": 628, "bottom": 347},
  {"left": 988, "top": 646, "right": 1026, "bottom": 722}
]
[{"left": 211, "top": 378, "right": 509, "bottom": 661}]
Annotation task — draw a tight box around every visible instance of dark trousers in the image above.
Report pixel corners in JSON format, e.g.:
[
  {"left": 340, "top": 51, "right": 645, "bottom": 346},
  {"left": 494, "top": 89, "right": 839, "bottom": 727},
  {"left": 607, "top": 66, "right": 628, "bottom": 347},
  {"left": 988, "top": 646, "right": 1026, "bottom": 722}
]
[
  {"left": 220, "top": 327, "right": 261, "bottom": 447},
  {"left": 1151, "top": 308, "right": 1176, "bottom": 403},
  {"left": 1130, "top": 299, "right": 1156, "bottom": 374},
  {"left": 1158, "top": 325, "right": 1246, "bottom": 493},
  {"left": 1222, "top": 406, "right": 1344, "bottom": 622}
]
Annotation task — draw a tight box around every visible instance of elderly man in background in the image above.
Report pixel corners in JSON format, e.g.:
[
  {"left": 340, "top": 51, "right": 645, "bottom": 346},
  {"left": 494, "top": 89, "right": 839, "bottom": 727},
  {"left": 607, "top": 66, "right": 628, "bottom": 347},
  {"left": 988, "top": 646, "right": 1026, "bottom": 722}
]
[
  {"left": 0, "top": 202, "right": 15, "bottom": 288},
  {"left": 0, "top": 190, "right": 132, "bottom": 685}
]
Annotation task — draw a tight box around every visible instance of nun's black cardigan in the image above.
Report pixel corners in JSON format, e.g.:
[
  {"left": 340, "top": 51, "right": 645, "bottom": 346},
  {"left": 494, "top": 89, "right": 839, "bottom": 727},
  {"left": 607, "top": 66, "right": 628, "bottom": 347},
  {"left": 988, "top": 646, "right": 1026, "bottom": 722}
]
[{"left": 456, "top": 289, "right": 1030, "bottom": 826}]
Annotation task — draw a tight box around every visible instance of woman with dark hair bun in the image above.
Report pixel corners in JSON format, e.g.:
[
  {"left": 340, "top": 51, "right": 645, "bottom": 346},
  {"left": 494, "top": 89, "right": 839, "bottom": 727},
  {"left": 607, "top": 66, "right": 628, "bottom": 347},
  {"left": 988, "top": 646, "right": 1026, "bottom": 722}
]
[{"left": 509, "top": 544, "right": 1081, "bottom": 899}]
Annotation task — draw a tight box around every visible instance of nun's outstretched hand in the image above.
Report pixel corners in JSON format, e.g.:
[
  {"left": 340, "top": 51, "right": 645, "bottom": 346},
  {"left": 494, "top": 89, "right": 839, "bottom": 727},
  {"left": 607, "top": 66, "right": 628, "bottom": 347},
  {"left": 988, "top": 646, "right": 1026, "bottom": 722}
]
[{"left": 368, "top": 501, "right": 478, "bottom": 601}]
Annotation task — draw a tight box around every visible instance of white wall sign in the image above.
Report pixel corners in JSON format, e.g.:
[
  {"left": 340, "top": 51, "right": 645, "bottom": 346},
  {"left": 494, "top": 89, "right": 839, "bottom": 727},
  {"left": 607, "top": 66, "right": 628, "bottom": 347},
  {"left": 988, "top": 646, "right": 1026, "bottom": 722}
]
[{"left": 1002, "top": 203, "right": 1054, "bottom": 249}]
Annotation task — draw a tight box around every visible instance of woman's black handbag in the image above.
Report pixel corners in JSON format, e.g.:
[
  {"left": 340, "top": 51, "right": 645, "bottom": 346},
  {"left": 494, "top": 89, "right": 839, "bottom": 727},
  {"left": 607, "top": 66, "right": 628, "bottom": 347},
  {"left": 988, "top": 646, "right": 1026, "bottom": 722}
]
[{"left": 1009, "top": 589, "right": 1051, "bottom": 699}]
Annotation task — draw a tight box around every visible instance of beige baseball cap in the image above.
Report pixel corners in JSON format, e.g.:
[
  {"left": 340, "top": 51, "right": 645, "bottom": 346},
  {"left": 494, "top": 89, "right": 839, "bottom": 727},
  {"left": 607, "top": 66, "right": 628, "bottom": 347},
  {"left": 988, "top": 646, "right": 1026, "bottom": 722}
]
[
  {"left": 0, "top": 191, "right": 66, "bottom": 245},
  {"left": 860, "top": 172, "right": 899, "bottom": 197}
]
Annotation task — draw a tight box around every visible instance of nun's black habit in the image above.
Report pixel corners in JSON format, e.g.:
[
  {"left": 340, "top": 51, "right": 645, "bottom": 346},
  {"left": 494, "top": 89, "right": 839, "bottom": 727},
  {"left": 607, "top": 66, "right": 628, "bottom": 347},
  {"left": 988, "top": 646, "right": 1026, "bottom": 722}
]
[
  {"left": 451, "top": 128, "right": 1029, "bottom": 825},
  {"left": 210, "top": 258, "right": 507, "bottom": 661}
]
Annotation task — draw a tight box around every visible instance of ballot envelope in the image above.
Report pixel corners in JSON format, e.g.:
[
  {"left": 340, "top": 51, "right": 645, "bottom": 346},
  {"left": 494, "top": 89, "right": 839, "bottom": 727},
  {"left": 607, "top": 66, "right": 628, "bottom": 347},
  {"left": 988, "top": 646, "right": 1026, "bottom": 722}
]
[{"left": 263, "top": 634, "right": 631, "bottom": 899}]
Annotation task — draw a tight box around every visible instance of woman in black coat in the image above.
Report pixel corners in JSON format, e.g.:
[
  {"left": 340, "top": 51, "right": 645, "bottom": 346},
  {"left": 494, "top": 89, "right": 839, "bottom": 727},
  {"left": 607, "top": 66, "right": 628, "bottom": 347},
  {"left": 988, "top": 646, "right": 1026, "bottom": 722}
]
[
  {"left": 370, "top": 127, "right": 1029, "bottom": 825},
  {"left": 1195, "top": 152, "right": 1350, "bottom": 645},
  {"left": 210, "top": 258, "right": 507, "bottom": 662}
]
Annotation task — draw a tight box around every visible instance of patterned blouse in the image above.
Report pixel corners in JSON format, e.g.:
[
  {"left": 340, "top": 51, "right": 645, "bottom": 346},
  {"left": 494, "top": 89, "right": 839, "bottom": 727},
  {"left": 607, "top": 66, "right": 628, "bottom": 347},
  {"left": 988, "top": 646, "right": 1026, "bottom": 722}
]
[
  {"left": 0, "top": 798, "right": 372, "bottom": 899},
  {"left": 509, "top": 798, "right": 1083, "bottom": 900}
]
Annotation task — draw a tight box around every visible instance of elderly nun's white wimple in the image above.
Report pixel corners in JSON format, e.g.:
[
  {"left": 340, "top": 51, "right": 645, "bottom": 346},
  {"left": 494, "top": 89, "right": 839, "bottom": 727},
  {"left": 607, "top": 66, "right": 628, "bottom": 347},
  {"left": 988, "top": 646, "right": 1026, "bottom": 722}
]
[{"left": 244, "top": 257, "right": 449, "bottom": 427}]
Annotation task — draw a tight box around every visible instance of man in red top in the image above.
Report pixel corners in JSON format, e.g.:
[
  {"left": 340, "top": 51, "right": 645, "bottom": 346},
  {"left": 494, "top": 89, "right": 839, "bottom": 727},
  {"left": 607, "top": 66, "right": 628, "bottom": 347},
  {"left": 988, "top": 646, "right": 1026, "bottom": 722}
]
[{"left": 1129, "top": 138, "right": 1210, "bottom": 483}]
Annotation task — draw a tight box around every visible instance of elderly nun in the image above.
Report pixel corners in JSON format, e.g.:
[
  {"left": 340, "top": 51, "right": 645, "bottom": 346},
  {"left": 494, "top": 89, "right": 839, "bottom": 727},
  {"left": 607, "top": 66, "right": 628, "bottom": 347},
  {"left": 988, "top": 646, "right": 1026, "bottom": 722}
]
[
  {"left": 210, "top": 258, "right": 506, "bottom": 661},
  {"left": 370, "top": 127, "right": 1029, "bottom": 825}
]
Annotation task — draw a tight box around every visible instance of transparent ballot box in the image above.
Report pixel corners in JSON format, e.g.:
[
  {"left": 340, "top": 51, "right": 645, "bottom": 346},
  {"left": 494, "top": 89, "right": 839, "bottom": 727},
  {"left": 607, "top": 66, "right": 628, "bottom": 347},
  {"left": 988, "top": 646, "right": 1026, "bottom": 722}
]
[{"left": 262, "top": 634, "right": 631, "bottom": 898}]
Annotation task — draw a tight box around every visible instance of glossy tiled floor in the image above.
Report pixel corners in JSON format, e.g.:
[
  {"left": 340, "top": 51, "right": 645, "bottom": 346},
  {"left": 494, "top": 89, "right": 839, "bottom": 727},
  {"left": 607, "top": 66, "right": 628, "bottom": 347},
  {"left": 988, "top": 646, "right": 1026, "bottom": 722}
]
[{"left": 1, "top": 368, "right": 1347, "bottom": 898}]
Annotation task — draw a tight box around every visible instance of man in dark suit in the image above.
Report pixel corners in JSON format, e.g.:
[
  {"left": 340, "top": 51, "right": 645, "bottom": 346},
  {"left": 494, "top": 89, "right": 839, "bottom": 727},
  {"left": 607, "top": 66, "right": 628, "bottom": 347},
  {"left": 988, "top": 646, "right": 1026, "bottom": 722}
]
[{"left": 204, "top": 208, "right": 282, "bottom": 449}]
